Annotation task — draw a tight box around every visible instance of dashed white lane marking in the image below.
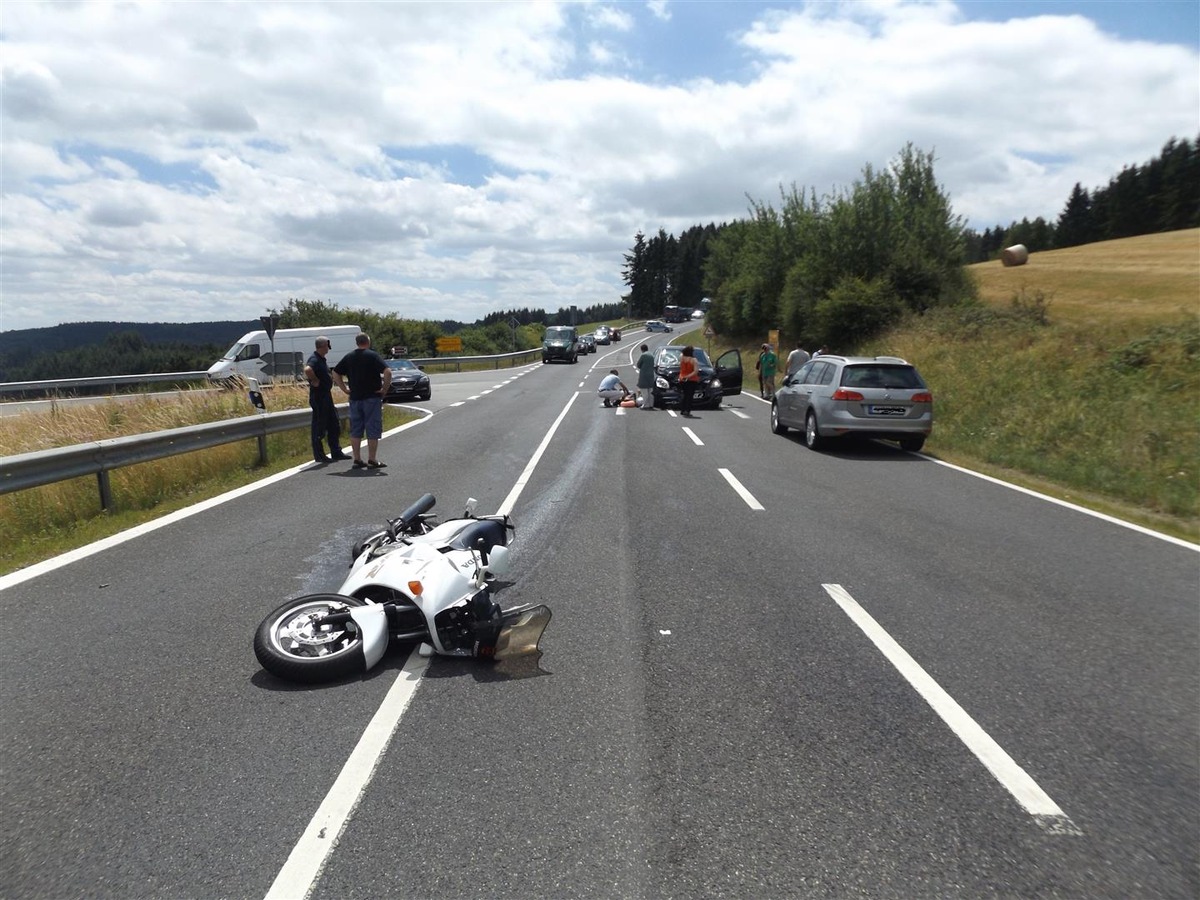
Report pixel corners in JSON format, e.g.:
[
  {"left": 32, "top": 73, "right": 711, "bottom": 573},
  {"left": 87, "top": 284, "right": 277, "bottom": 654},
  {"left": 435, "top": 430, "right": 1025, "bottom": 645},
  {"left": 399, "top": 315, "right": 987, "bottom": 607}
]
[
  {"left": 718, "top": 467, "right": 764, "bottom": 510},
  {"left": 822, "top": 583, "right": 1081, "bottom": 835},
  {"left": 682, "top": 427, "right": 703, "bottom": 446},
  {"left": 726, "top": 408, "right": 751, "bottom": 419}
]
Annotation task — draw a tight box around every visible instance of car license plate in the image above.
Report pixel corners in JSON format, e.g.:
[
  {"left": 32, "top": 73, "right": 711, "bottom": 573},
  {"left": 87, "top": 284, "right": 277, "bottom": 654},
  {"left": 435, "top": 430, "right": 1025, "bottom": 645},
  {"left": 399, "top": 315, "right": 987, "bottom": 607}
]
[{"left": 868, "top": 405, "right": 906, "bottom": 416}]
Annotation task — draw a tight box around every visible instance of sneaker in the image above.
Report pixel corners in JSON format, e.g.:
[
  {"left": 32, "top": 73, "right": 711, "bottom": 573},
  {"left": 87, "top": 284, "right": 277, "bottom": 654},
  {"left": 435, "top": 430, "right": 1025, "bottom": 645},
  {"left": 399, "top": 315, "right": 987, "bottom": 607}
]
[
  {"left": 313, "top": 455, "right": 332, "bottom": 464},
  {"left": 330, "top": 452, "right": 351, "bottom": 461}
]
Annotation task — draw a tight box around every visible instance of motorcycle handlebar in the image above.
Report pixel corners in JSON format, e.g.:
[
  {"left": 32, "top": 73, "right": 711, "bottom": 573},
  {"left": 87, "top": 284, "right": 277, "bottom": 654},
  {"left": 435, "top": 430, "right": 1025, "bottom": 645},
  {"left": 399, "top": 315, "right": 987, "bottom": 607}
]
[{"left": 396, "top": 493, "right": 437, "bottom": 529}]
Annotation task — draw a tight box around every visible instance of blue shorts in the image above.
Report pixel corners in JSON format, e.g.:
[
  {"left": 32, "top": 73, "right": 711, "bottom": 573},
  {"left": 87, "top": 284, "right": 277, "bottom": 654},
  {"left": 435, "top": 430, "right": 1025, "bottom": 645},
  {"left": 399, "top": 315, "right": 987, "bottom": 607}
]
[{"left": 348, "top": 397, "right": 383, "bottom": 439}]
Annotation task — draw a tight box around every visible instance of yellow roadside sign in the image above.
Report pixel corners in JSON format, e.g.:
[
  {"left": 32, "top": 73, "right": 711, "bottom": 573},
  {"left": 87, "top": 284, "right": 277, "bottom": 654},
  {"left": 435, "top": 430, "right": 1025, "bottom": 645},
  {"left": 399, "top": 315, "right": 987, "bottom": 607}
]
[{"left": 435, "top": 336, "right": 463, "bottom": 353}]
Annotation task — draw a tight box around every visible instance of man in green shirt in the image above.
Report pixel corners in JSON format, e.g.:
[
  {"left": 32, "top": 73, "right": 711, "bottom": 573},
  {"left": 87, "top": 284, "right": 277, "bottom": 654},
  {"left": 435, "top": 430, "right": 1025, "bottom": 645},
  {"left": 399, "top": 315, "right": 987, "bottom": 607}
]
[{"left": 760, "top": 343, "right": 778, "bottom": 400}]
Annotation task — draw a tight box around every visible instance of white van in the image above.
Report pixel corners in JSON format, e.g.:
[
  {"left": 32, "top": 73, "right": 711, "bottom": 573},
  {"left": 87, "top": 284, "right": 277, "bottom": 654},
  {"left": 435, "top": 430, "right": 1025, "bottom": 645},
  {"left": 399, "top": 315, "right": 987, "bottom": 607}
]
[{"left": 207, "top": 325, "right": 361, "bottom": 385}]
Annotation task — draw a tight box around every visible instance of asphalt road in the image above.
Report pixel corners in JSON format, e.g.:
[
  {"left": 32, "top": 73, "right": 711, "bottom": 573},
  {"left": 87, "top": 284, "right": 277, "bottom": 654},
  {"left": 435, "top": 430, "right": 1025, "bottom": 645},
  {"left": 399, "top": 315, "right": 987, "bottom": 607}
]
[{"left": 2, "top": 329, "right": 1197, "bottom": 900}]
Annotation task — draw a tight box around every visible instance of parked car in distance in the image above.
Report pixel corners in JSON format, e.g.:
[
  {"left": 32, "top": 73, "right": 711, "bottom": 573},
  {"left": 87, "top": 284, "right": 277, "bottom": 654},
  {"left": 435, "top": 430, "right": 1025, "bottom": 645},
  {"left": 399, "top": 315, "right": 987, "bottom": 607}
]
[
  {"left": 645, "top": 320, "right": 673, "bottom": 333},
  {"left": 771, "top": 355, "right": 932, "bottom": 451},
  {"left": 594, "top": 326, "right": 612, "bottom": 345},
  {"left": 542, "top": 325, "right": 579, "bottom": 364},
  {"left": 384, "top": 358, "right": 431, "bottom": 401},
  {"left": 578, "top": 333, "right": 597, "bottom": 354},
  {"left": 651, "top": 346, "right": 743, "bottom": 409}
]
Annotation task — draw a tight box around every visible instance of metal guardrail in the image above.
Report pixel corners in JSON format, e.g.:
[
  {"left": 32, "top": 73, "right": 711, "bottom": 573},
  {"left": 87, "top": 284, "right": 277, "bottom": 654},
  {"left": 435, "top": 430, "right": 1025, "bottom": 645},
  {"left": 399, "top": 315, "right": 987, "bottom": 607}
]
[
  {"left": 0, "top": 326, "right": 653, "bottom": 395},
  {"left": 0, "top": 406, "right": 347, "bottom": 511},
  {"left": 407, "top": 348, "right": 542, "bottom": 371},
  {"left": 0, "top": 348, "right": 543, "bottom": 395},
  {"left": 0, "top": 371, "right": 211, "bottom": 396}
]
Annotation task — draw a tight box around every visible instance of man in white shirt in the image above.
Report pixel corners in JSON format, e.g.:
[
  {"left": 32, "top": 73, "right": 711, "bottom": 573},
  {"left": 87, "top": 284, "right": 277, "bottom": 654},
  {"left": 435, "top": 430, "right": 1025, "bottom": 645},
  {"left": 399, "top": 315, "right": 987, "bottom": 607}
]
[
  {"left": 597, "top": 369, "right": 631, "bottom": 407},
  {"left": 785, "top": 341, "right": 811, "bottom": 377}
]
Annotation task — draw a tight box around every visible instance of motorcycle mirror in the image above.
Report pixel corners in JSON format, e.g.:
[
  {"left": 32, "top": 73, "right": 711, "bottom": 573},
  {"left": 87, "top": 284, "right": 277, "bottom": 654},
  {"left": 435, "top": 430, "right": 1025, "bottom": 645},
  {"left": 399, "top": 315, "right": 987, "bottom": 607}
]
[
  {"left": 482, "top": 544, "right": 511, "bottom": 578},
  {"left": 464, "top": 497, "right": 478, "bottom": 516}
]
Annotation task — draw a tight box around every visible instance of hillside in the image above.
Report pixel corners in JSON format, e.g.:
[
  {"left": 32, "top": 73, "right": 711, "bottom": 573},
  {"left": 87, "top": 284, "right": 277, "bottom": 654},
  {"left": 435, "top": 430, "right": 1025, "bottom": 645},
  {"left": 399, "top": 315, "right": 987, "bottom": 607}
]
[
  {"left": 0, "top": 320, "right": 260, "bottom": 358},
  {"left": 968, "top": 229, "right": 1199, "bottom": 326},
  {"left": 865, "top": 228, "right": 1199, "bottom": 540}
]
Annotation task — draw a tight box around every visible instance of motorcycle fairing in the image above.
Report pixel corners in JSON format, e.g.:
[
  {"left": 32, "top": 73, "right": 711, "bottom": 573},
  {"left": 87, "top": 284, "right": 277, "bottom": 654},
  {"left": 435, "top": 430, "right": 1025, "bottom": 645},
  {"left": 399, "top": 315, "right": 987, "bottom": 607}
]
[{"left": 348, "top": 604, "right": 390, "bottom": 670}]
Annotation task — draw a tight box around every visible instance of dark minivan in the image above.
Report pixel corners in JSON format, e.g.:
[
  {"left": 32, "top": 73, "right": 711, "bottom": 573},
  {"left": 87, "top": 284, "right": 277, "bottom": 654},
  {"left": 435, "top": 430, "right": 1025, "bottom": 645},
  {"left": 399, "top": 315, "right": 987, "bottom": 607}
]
[{"left": 542, "top": 326, "right": 579, "bottom": 364}]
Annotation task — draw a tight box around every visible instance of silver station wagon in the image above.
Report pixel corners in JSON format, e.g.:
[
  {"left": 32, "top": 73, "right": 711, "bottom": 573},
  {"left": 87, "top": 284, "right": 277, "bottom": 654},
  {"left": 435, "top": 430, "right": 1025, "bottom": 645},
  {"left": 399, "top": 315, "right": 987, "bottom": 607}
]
[{"left": 771, "top": 355, "right": 933, "bottom": 452}]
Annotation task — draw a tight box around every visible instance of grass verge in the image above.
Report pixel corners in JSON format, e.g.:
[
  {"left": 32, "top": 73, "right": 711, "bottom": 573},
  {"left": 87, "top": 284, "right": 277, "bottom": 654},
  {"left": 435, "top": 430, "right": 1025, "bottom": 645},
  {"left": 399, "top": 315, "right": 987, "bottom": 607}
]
[{"left": 0, "top": 385, "right": 417, "bottom": 574}]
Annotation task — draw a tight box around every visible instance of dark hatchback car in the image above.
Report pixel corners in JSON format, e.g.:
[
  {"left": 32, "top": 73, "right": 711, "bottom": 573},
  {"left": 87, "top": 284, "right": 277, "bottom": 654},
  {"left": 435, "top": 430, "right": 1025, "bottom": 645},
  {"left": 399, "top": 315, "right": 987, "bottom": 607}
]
[
  {"left": 384, "top": 358, "right": 431, "bottom": 401},
  {"left": 651, "top": 346, "right": 743, "bottom": 409},
  {"left": 578, "top": 333, "right": 597, "bottom": 354},
  {"left": 771, "top": 355, "right": 932, "bottom": 451}
]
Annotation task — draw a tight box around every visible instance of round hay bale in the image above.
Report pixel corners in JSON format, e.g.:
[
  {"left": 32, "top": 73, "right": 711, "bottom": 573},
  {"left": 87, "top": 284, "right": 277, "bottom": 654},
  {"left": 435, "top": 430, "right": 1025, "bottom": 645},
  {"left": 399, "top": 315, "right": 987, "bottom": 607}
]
[{"left": 1001, "top": 244, "right": 1029, "bottom": 267}]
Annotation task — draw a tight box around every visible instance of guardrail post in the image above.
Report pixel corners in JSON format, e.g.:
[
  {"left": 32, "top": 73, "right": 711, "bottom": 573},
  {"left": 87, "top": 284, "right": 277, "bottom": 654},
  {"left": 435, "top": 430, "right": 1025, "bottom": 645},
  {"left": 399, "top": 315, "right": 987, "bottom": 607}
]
[
  {"left": 97, "top": 470, "right": 113, "bottom": 511},
  {"left": 257, "top": 434, "right": 268, "bottom": 465}
]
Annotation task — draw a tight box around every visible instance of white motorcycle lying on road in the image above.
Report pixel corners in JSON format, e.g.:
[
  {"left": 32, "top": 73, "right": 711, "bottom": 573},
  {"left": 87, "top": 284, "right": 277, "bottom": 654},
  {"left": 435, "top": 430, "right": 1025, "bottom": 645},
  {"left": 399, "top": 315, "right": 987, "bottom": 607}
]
[{"left": 253, "top": 493, "right": 551, "bottom": 683}]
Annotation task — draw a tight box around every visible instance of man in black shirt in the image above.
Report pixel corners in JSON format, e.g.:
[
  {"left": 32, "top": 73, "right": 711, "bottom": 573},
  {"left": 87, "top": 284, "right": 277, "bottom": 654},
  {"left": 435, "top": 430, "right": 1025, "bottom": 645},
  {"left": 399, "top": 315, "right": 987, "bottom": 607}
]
[
  {"left": 304, "top": 337, "right": 349, "bottom": 464},
  {"left": 332, "top": 333, "right": 392, "bottom": 469}
]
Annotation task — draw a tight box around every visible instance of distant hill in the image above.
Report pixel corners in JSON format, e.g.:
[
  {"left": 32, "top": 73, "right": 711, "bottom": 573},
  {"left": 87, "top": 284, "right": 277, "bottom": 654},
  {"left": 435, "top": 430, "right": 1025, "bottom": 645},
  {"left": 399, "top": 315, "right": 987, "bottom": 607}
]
[
  {"left": 0, "top": 320, "right": 259, "bottom": 358},
  {"left": 0, "top": 320, "right": 262, "bottom": 382}
]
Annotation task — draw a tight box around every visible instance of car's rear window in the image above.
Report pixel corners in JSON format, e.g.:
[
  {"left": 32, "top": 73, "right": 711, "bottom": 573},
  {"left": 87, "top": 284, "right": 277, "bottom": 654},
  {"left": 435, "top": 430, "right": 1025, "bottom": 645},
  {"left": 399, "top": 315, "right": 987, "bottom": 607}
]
[{"left": 840, "top": 365, "right": 925, "bottom": 389}]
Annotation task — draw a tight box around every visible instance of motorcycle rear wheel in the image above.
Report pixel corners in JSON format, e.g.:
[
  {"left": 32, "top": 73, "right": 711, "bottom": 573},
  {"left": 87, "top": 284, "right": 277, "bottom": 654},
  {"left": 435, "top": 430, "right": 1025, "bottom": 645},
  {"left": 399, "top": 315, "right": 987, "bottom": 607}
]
[{"left": 254, "top": 594, "right": 372, "bottom": 683}]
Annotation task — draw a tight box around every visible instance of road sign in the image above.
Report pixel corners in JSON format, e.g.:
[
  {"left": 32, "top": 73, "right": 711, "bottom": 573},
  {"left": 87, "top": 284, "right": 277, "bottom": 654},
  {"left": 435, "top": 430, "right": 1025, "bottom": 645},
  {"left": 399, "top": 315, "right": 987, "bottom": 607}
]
[
  {"left": 703, "top": 325, "right": 714, "bottom": 337},
  {"left": 435, "top": 336, "right": 463, "bottom": 353}
]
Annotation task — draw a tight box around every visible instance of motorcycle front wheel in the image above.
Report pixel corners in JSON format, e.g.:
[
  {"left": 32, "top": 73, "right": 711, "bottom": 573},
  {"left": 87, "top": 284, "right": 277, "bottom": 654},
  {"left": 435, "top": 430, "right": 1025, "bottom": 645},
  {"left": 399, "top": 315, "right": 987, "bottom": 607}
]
[{"left": 254, "top": 594, "right": 371, "bottom": 683}]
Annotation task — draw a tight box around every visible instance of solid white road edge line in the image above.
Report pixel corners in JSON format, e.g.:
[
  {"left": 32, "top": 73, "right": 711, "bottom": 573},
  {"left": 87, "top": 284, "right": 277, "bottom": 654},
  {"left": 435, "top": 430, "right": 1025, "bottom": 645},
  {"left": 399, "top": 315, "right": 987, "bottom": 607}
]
[
  {"left": 0, "top": 414, "right": 434, "bottom": 593},
  {"left": 263, "top": 649, "right": 430, "bottom": 900},
  {"left": 718, "top": 467, "right": 764, "bottom": 510},
  {"left": 927, "top": 457, "right": 1199, "bottom": 551},
  {"left": 822, "top": 583, "right": 1081, "bottom": 835}
]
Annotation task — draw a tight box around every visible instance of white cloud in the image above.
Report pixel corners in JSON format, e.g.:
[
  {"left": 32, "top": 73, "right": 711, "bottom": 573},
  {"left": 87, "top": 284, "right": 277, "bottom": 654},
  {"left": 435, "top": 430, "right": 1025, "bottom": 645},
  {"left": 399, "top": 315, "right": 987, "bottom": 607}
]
[{"left": 0, "top": 0, "right": 1195, "bottom": 332}]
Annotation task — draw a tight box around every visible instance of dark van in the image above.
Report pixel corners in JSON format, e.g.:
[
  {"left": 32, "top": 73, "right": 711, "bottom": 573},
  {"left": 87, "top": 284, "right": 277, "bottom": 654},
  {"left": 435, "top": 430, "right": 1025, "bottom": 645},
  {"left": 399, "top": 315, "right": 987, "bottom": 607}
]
[{"left": 542, "top": 326, "right": 579, "bottom": 364}]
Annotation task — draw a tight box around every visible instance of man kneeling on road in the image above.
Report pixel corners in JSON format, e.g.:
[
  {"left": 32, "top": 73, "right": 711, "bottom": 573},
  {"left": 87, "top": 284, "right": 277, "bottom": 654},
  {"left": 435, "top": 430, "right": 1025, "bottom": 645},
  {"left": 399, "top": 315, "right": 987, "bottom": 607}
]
[{"left": 597, "top": 369, "right": 632, "bottom": 407}]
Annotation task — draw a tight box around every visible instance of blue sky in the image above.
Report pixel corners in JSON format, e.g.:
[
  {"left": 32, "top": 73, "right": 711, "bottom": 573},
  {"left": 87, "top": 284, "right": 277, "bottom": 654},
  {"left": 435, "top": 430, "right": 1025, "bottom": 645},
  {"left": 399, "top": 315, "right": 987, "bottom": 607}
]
[{"left": 2, "top": 0, "right": 1197, "bottom": 331}]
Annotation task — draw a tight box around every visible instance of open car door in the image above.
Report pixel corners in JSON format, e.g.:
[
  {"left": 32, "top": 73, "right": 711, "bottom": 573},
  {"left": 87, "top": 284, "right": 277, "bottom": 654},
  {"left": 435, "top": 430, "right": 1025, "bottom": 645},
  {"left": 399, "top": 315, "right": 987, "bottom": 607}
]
[{"left": 714, "top": 349, "right": 743, "bottom": 396}]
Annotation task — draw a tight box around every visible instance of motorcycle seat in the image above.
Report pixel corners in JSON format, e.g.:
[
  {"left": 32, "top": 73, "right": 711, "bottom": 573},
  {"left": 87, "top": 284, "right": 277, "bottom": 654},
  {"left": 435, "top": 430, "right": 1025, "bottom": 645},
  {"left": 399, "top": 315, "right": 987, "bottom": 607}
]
[{"left": 445, "top": 519, "right": 508, "bottom": 554}]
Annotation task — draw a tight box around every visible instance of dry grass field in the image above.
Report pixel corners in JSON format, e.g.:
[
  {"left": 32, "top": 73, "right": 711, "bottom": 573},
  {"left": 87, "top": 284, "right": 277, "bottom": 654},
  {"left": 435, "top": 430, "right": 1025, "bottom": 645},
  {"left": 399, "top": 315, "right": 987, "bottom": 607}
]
[
  {"left": 968, "top": 229, "right": 1199, "bottom": 328},
  {"left": 0, "top": 386, "right": 417, "bottom": 573}
]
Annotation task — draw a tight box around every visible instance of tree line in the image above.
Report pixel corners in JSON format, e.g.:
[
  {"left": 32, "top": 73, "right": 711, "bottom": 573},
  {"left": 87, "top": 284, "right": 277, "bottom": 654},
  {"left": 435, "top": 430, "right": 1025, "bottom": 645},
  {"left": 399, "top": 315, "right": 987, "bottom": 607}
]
[
  {"left": 964, "top": 135, "right": 1198, "bottom": 261},
  {"left": 4, "top": 135, "right": 1191, "bottom": 381},
  {"left": 619, "top": 135, "right": 1196, "bottom": 349},
  {"left": 625, "top": 144, "right": 976, "bottom": 349}
]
